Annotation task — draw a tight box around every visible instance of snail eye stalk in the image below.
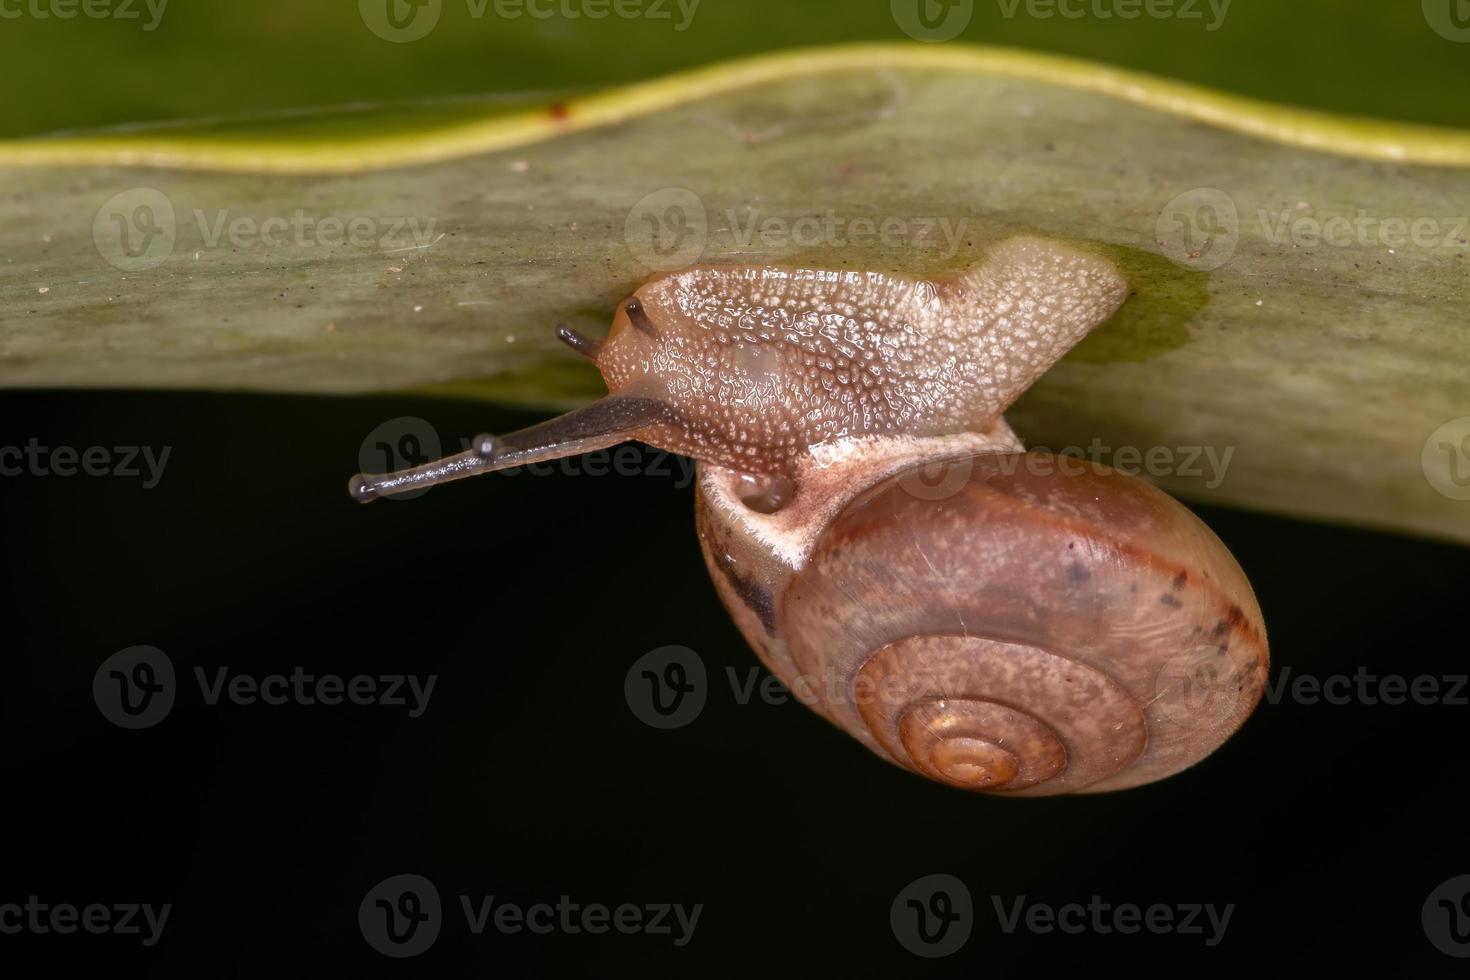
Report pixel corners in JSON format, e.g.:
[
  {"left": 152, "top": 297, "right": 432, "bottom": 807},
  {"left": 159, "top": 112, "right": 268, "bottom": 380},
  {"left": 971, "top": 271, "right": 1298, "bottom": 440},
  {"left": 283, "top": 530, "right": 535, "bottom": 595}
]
[
  {"left": 348, "top": 394, "right": 669, "bottom": 502},
  {"left": 556, "top": 323, "right": 603, "bottom": 360}
]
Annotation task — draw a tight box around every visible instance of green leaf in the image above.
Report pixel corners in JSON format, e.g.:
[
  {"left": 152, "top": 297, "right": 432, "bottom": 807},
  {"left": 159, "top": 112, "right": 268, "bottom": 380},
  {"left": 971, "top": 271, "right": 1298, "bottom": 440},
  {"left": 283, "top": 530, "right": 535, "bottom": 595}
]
[
  {"left": 2, "top": 44, "right": 1467, "bottom": 542},
  {"left": 3, "top": 1, "right": 1469, "bottom": 138}
]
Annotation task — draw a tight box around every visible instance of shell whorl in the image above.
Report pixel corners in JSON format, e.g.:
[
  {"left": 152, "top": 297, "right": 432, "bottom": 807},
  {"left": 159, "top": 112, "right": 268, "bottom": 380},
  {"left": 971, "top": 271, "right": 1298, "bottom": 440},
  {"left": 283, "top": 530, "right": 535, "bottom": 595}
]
[{"left": 698, "top": 451, "right": 1270, "bottom": 796}]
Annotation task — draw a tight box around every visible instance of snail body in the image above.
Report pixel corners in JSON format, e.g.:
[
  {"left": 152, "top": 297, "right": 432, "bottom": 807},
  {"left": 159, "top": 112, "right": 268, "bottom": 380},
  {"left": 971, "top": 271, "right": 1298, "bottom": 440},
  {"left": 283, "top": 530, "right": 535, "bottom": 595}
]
[
  {"left": 350, "top": 236, "right": 1269, "bottom": 795},
  {"left": 593, "top": 237, "right": 1129, "bottom": 477}
]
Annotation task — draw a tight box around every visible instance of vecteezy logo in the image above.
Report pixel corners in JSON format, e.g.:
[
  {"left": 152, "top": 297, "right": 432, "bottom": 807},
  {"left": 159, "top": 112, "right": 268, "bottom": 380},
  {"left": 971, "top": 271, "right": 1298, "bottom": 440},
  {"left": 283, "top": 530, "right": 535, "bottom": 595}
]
[
  {"left": 360, "top": 0, "right": 442, "bottom": 42},
  {"left": 624, "top": 646, "right": 707, "bottom": 729},
  {"left": 624, "top": 188, "right": 709, "bottom": 273},
  {"left": 358, "top": 417, "right": 442, "bottom": 501},
  {"left": 360, "top": 874, "right": 443, "bottom": 958},
  {"left": 891, "top": 0, "right": 974, "bottom": 42},
  {"left": 1423, "top": 875, "right": 1470, "bottom": 957},
  {"left": 93, "top": 188, "right": 176, "bottom": 271},
  {"left": 93, "top": 646, "right": 176, "bottom": 729},
  {"left": 1424, "top": 0, "right": 1470, "bottom": 42},
  {"left": 1151, "top": 642, "right": 1255, "bottom": 729},
  {"left": 895, "top": 454, "right": 975, "bottom": 502},
  {"left": 1422, "top": 417, "right": 1470, "bottom": 501},
  {"left": 891, "top": 874, "right": 973, "bottom": 957},
  {"left": 1155, "top": 188, "right": 1239, "bottom": 271}
]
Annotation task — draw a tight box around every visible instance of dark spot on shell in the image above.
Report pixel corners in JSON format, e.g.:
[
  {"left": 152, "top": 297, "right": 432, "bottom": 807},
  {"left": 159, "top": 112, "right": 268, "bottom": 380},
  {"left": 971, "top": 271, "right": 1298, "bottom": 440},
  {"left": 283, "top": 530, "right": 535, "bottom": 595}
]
[
  {"left": 1212, "top": 605, "right": 1246, "bottom": 636},
  {"left": 1067, "top": 564, "right": 1090, "bottom": 583},
  {"left": 549, "top": 102, "right": 570, "bottom": 120},
  {"left": 1159, "top": 593, "right": 1183, "bottom": 608},
  {"left": 1172, "top": 571, "right": 1188, "bottom": 591},
  {"left": 706, "top": 547, "right": 776, "bottom": 635},
  {"left": 729, "top": 574, "right": 776, "bottom": 634}
]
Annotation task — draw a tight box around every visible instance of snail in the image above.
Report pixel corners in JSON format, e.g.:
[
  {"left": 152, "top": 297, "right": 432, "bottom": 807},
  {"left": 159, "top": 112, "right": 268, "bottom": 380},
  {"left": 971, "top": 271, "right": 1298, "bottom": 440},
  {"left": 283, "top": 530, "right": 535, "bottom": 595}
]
[{"left": 348, "top": 236, "right": 1269, "bottom": 795}]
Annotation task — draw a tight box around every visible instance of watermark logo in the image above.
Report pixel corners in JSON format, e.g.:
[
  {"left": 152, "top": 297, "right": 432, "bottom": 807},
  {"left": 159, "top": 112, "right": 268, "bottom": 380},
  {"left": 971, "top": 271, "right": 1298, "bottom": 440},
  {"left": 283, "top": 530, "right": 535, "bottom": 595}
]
[
  {"left": 360, "top": 874, "right": 443, "bottom": 958},
  {"left": 624, "top": 646, "right": 706, "bottom": 729},
  {"left": 1158, "top": 192, "right": 1467, "bottom": 269},
  {"left": 1156, "top": 188, "right": 1239, "bottom": 271},
  {"left": 355, "top": 418, "right": 698, "bottom": 494},
  {"left": 0, "top": 0, "right": 168, "bottom": 30},
  {"left": 648, "top": 652, "right": 1256, "bottom": 723},
  {"left": 624, "top": 189, "right": 983, "bottom": 269},
  {"left": 94, "top": 647, "right": 438, "bottom": 727},
  {"left": 893, "top": 876, "right": 1232, "bottom": 953},
  {"left": 994, "top": 0, "right": 1231, "bottom": 31},
  {"left": 624, "top": 190, "right": 977, "bottom": 271},
  {"left": 94, "top": 188, "right": 176, "bottom": 272},
  {"left": 1152, "top": 643, "right": 1255, "bottom": 727},
  {"left": 895, "top": 455, "right": 978, "bottom": 502},
  {"left": 0, "top": 440, "right": 171, "bottom": 487},
  {"left": 1423, "top": 875, "right": 1470, "bottom": 957},
  {"left": 192, "top": 209, "right": 439, "bottom": 251},
  {"left": 625, "top": 187, "right": 708, "bottom": 272},
  {"left": 993, "top": 895, "right": 1233, "bottom": 945},
  {"left": 93, "top": 646, "right": 175, "bottom": 730},
  {"left": 461, "top": 894, "right": 701, "bottom": 945},
  {"left": 1258, "top": 208, "right": 1467, "bottom": 251},
  {"left": 891, "top": 0, "right": 974, "bottom": 42},
  {"left": 1157, "top": 660, "right": 1467, "bottom": 715},
  {"left": 193, "top": 667, "right": 436, "bottom": 716},
  {"left": 360, "top": 0, "right": 442, "bottom": 42},
  {"left": 727, "top": 209, "right": 968, "bottom": 256},
  {"left": 489, "top": 0, "right": 699, "bottom": 29},
  {"left": 1262, "top": 667, "right": 1467, "bottom": 707},
  {"left": 892, "top": 443, "right": 1238, "bottom": 505},
  {"left": 0, "top": 898, "right": 171, "bottom": 947},
  {"left": 1424, "top": 0, "right": 1470, "bottom": 42},
  {"left": 507, "top": 444, "right": 697, "bottom": 487},
  {"left": 358, "top": 417, "right": 442, "bottom": 501},
  {"left": 891, "top": 874, "right": 973, "bottom": 957},
  {"left": 94, "top": 190, "right": 439, "bottom": 269},
  {"left": 360, "top": 874, "right": 701, "bottom": 955},
  {"left": 361, "top": 0, "right": 697, "bottom": 42},
  {"left": 1423, "top": 417, "right": 1470, "bottom": 501}
]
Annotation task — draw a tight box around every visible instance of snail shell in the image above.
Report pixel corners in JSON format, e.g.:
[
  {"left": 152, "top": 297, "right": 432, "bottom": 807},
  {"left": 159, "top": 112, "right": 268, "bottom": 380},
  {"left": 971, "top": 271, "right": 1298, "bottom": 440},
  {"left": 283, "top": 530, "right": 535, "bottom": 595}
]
[{"left": 697, "top": 443, "right": 1270, "bottom": 795}]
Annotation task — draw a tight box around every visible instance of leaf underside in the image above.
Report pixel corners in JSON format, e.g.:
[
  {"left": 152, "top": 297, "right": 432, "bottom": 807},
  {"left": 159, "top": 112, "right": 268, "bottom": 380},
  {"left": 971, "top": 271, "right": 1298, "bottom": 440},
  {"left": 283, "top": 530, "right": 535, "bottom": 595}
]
[{"left": 1, "top": 48, "right": 1467, "bottom": 543}]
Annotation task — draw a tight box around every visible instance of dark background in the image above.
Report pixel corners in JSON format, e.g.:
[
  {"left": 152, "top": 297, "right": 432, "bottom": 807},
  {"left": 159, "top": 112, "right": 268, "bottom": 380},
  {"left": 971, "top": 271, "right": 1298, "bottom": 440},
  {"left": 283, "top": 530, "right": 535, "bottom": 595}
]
[
  {"left": 1, "top": 390, "right": 1467, "bottom": 976},
  {"left": 3, "top": 0, "right": 1469, "bottom": 974},
  {"left": 1, "top": 1, "right": 1468, "bottom": 139}
]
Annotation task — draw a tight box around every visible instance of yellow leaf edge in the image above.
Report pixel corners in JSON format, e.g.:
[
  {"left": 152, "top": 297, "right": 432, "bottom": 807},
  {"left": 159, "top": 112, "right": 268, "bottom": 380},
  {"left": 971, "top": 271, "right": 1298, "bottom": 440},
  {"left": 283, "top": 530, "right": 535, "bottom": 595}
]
[{"left": 4, "top": 42, "right": 1470, "bottom": 174}]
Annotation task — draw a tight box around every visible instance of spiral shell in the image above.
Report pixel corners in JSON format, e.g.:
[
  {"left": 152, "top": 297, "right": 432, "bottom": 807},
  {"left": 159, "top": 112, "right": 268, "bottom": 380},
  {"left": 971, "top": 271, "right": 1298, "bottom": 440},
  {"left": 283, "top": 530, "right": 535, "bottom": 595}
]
[{"left": 698, "top": 450, "right": 1270, "bottom": 796}]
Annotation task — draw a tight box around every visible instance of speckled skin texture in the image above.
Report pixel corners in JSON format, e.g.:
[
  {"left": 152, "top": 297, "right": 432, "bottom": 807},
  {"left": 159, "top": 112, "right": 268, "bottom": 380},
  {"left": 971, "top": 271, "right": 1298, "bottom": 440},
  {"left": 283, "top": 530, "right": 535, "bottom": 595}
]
[{"left": 596, "top": 237, "right": 1128, "bottom": 475}]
